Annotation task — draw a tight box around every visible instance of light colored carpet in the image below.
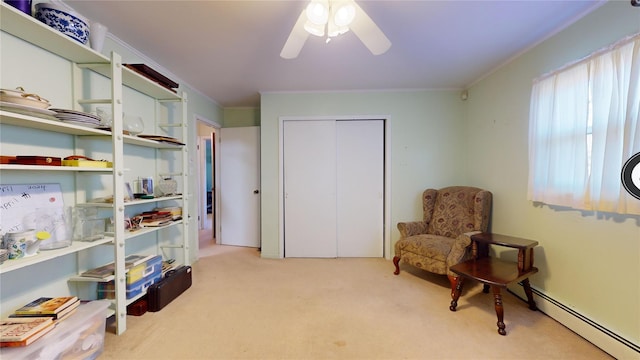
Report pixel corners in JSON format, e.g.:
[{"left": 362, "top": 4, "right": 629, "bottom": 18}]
[{"left": 101, "top": 245, "right": 611, "bottom": 360}]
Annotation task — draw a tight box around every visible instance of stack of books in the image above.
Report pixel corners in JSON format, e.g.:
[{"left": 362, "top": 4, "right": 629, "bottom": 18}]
[
  {"left": 0, "top": 317, "right": 54, "bottom": 348},
  {"left": 80, "top": 254, "right": 153, "bottom": 279},
  {"left": 10, "top": 296, "right": 80, "bottom": 323},
  {"left": 134, "top": 210, "right": 173, "bottom": 227}
]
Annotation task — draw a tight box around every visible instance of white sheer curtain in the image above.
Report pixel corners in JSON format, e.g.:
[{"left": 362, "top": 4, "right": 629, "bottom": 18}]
[
  {"left": 589, "top": 38, "right": 640, "bottom": 214},
  {"left": 528, "top": 33, "right": 640, "bottom": 215}
]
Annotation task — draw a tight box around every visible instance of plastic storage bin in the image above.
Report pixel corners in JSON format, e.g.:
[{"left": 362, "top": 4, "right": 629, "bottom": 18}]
[
  {"left": 127, "top": 255, "right": 162, "bottom": 285},
  {"left": 0, "top": 300, "right": 110, "bottom": 360},
  {"left": 97, "top": 272, "right": 162, "bottom": 299},
  {"left": 98, "top": 256, "right": 163, "bottom": 299}
]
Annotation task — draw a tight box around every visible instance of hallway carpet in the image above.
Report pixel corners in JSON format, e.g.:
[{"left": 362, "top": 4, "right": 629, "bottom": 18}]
[{"left": 101, "top": 245, "right": 611, "bottom": 359}]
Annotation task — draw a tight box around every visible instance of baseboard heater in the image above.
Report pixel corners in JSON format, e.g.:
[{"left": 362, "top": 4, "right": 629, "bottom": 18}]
[{"left": 509, "top": 285, "right": 639, "bottom": 356}]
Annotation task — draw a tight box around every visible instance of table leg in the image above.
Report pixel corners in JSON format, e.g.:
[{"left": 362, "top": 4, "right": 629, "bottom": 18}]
[
  {"left": 521, "top": 278, "right": 538, "bottom": 311},
  {"left": 449, "top": 277, "right": 465, "bottom": 311},
  {"left": 492, "top": 285, "right": 506, "bottom": 335}
]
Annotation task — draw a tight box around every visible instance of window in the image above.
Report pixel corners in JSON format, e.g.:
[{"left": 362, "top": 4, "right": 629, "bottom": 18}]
[{"left": 528, "top": 33, "right": 640, "bottom": 215}]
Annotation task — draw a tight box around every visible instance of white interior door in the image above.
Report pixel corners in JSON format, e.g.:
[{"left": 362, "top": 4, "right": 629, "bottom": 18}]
[
  {"left": 220, "top": 126, "right": 260, "bottom": 248},
  {"left": 336, "top": 120, "right": 384, "bottom": 257},
  {"left": 284, "top": 120, "right": 337, "bottom": 257}
]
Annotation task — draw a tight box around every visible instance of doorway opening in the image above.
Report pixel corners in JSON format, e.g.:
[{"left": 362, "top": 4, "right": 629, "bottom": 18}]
[{"left": 196, "top": 117, "right": 220, "bottom": 258}]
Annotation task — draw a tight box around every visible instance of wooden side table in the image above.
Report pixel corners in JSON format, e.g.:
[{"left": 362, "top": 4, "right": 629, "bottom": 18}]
[{"left": 449, "top": 233, "right": 539, "bottom": 335}]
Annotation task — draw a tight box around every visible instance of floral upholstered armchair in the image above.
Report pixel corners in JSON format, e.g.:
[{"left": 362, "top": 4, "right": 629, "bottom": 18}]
[{"left": 393, "top": 186, "right": 492, "bottom": 294}]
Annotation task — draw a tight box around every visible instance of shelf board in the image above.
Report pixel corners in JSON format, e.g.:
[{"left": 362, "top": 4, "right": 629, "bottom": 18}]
[
  {"left": 0, "top": 3, "right": 181, "bottom": 101},
  {"left": 69, "top": 274, "right": 115, "bottom": 283},
  {"left": 126, "top": 220, "right": 184, "bottom": 240},
  {"left": 123, "top": 135, "right": 184, "bottom": 149},
  {"left": 122, "top": 66, "right": 181, "bottom": 101},
  {"left": 125, "top": 291, "right": 147, "bottom": 305},
  {"left": 1, "top": 111, "right": 183, "bottom": 149},
  {"left": 0, "top": 164, "right": 113, "bottom": 172},
  {"left": 0, "top": 110, "right": 111, "bottom": 135},
  {"left": 0, "top": 237, "right": 114, "bottom": 274},
  {"left": 80, "top": 195, "right": 183, "bottom": 208}
]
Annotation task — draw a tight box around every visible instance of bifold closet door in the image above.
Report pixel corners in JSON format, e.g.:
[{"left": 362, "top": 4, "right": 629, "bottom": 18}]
[
  {"left": 336, "top": 120, "right": 384, "bottom": 257},
  {"left": 283, "top": 119, "right": 384, "bottom": 258},
  {"left": 283, "top": 120, "right": 337, "bottom": 257}
]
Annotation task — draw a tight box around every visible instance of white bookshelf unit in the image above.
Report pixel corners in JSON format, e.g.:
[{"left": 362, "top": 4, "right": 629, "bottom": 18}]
[{"left": 0, "top": 3, "right": 189, "bottom": 335}]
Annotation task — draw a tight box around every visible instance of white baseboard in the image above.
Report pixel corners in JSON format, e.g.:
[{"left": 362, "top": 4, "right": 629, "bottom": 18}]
[{"left": 510, "top": 286, "right": 639, "bottom": 359}]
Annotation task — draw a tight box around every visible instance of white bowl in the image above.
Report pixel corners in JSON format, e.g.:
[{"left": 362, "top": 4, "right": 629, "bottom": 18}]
[{"left": 35, "top": 3, "right": 89, "bottom": 45}]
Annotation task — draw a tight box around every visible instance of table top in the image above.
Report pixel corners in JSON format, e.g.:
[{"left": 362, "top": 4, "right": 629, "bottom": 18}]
[
  {"left": 471, "top": 233, "right": 538, "bottom": 249},
  {"left": 450, "top": 257, "right": 539, "bottom": 287}
]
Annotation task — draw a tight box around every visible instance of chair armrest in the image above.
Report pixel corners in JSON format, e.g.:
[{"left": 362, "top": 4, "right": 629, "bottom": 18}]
[
  {"left": 446, "top": 231, "right": 482, "bottom": 270},
  {"left": 397, "top": 221, "right": 429, "bottom": 238}
]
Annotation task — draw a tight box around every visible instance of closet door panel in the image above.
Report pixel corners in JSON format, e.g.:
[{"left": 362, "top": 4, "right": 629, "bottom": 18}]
[
  {"left": 336, "top": 120, "right": 384, "bottom": 257},
  {"left": 283, "top": 120, "right": 337, "bottom": 257}
]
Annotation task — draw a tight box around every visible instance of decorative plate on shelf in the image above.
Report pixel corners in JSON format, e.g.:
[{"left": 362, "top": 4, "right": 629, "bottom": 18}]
[
  {"left": 50, "top": 108, "right": 102, "bottom": 127},
  {"left": 56, "top": 119, "right": 102, "bottom": 128},
  {"left": 0, "top": 101, "right": 57, "bottom": 117},
  {"left": 49, "top": 108, "right": 102, "bottom": 120}
]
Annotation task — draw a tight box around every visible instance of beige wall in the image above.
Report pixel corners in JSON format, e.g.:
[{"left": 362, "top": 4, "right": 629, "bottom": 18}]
[
  {"left": 224, "top": 107, "right": 260, "bottom": 127},
  {"left": 260, "top": 90, "right": 466, "bottom": 257},
  {"left": 465, "top": 0, "right": 639, "bottom": 354}
]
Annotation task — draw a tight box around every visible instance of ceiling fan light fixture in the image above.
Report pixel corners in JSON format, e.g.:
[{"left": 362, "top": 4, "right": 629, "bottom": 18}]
[
  {"left": 304, "top": 20, "right": 325, "bottom": 37},
  {"left": 332, "top": 2, "right": 356, "bottom": 27},
  {"left": 305, "top": 0, "right": 329, "bottom": 25},
  {"left": 282, "top": 0, "right": 390, "bottom": 59},
  {"left": 327, "top": 17, "right": 349, "bottom": 37}
]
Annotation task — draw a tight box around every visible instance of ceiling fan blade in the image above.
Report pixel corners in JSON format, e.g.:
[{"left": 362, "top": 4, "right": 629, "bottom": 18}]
[
  {"left": 349, "top": 1, "right": 391, "bottom": 55},
  {"left": 281, "top": 9, "right": 310, "bottom": 59}
]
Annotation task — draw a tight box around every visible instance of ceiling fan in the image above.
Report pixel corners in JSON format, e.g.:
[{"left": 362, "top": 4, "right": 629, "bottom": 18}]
[{"left": 280, "top": 0, "right": 392, "bottom": 59}]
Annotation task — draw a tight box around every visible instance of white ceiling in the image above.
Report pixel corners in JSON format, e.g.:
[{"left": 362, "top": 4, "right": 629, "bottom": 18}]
[{"left": 63, "top": 0, "right": 605, "bottom": 108}]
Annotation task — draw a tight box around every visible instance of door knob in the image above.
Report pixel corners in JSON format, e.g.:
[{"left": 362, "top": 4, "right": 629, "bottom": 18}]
[{"left": 253, "top": 190, "right": 260, "bottom": 194}]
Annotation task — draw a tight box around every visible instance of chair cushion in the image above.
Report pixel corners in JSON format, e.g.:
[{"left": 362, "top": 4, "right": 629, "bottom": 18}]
[
  {"left": 395, "top": 234, "right": 456, "bottom": 262},
  {"left": 427, "top": 187, "right": 478, "bottom": 237}
]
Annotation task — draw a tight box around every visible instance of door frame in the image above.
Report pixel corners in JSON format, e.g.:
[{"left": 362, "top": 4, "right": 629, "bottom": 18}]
[
  {"left": 197, "top": 135, "right": 212, "bottom": 230},
  {"left": 195, "top": 115, "right": 221, "bottom": 245},
  {"left": 278, "top": 115, "right": 392, "bottom": 259}
]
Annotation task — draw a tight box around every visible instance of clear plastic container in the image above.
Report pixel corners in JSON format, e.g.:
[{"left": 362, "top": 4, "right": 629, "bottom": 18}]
[
  {"left": 35, "top": 207, "right": 73, "bottom": 250},
  {"left": 0, "top": 300, "right": 110, "bottom": 360}
]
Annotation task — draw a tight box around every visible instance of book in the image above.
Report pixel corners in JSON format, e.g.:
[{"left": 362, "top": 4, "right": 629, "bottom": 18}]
[
  {"left": 11, "top": 298, "right": 80, "bottom": 321},
  {"left": 52, "top": 308, "right": 77, "bottom": 322},
  {"left": 0, "top": 317, "right": 53, "bottom": 342},
  {"left": 136, "top": 211, "right": 174, "bottom": 227},
  {"left": 0, "top": 322, "right": 54, "bottom": 347},
  {"left": 13, "top": 296, "right": 78, "bottom": 315},
  {"left": 80, "top": 254, "right": 154, "bottom": 278}
]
